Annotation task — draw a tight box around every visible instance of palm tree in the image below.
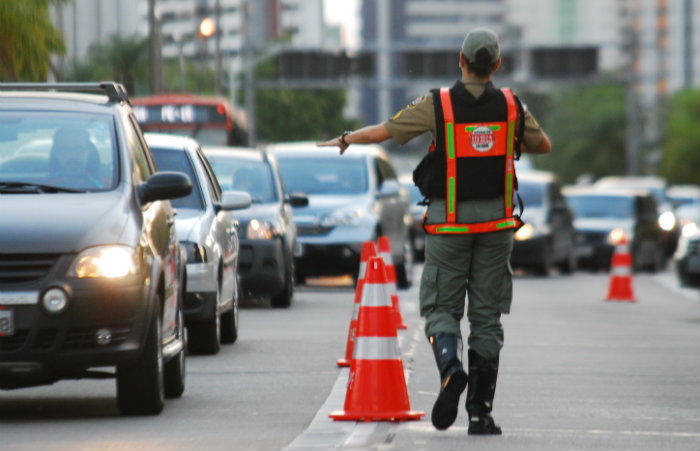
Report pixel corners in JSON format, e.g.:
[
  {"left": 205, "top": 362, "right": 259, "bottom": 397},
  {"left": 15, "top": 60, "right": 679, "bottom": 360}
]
[
  {"left": 0, "top": 0, "right": 65, "bottom": 81},
  {"left": 88, "top": 34, "right": 149, "bottom": 95}
]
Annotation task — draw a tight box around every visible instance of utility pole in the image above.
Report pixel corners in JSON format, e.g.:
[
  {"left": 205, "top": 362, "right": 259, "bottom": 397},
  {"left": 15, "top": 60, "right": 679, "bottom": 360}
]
[
  {"left": 244, "top": 0, "right": 256, "bottom": 147},
  {"left": 623, "top": 1, "right": 640, "bottom": 175},
  {"left": 376, "top": 0, "right": 391, "bottom": 123},
  {"left": 148, "top": 0, "right": 162, "bottom": 94},
  {"left": 214, "top": 0, "right": 222, "bottom": 95}
]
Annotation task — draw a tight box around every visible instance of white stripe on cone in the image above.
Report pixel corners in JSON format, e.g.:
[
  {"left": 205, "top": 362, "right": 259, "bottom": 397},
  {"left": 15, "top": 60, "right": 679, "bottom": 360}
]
[
  {"left": 353, "top": 336, "right": 401, "bottom": 360},
  {"left": 361, "top": 283, "right": 394, "bottom": 307}
]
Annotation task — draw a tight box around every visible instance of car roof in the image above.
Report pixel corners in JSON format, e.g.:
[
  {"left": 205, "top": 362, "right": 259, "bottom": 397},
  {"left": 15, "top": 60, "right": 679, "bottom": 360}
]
[
  {"left": 0, "top": 92, "right": 117, "bottom": 114},
  {"left": 0, "top": 82, "right": 130, "bottom": 111},
  {"left": 667, "top": 185, "right": 700, "bottom": 199},
  {"left": 516, "top": 170, "right": 556, "bottom": 184},
  {"left": 144, "top": 132, "right": 200, "bottom": 151},
  {"left": 594, "top": 175, "right": 667, "bottom": 189},
  {"left": 562, "top": 184, "right": 652, "bottom": 198},
  {"left": 265, "top": 141, "right": 389, "bottom": 159},
  {"left": 203, "top": 146, "right": 264, "bottom": 162}
]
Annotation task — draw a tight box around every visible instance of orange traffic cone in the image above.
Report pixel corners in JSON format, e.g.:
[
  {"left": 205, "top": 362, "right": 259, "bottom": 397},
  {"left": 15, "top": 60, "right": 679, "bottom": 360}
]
[
  {"left": 605, "top": 236, "right": 636, "bottom": 302},
  {"left": 337, "top": 241, "right": 377, "bottom": 367},
  {"left": 329, "top": 257, "right": 424, "bottom": 422},
  {"left": 377, "top": 236, "right": 407, "bottom": 330}
]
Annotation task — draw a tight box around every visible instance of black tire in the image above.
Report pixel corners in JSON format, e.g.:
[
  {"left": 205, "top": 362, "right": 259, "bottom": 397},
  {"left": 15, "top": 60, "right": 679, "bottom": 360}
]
[
  {"left": 395, "top": 238, "right": 414, "bottom": 289},
  {"left": 117, "top": 302, "right": 165, "bottom": 416},
  {"left": 164, "top": 307, "right": 186, "bottom": 399},
  {"left": 188, "top": 282, "right": 221, "bottom": 355},
  {"left": 220, "top": 276, "right": 239, "bottom": 344},
  {"left": 271, "top": 260, "right": 294, "bottom": 308}
]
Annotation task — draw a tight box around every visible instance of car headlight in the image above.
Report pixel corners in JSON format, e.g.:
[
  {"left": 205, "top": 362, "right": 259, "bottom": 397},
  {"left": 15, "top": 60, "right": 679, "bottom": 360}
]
[
  {"left": 68, "top": 245, "right": 140, "bottom": 278},
  {"left": 181, "top": 241, "right": 207, "bottom": 263},
  {"left": 681, "top": 222, "right": 698, "bottom": 237},
  {"left": 606, "top": 228, "right": 628, "bottom": 245},
  {"left": 658, "top": 211, "right": 677, "bottom": 231},
  {"left": 321, "top": 207, "right": 367, "bottom": 228},
  {"left": 247, "top": 219, "right": 280, "bottom": 240},
  {"left": 514, "top": 223, "right": 534, "bottom": 241}
]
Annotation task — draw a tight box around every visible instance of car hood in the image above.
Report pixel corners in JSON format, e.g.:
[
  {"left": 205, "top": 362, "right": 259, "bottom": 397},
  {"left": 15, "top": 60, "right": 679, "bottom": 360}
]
[
  {"left": 0, "top": 191, "right": 130, "bottom": 253},
  {"left": 573, "top": 217, "right": 634, "bottom": 233},
  {"left": 292, "top": 194, "right": 371, "bottom": 222},
  {"left": 229, "top": 203, "right": 280, "bottom": 226}
]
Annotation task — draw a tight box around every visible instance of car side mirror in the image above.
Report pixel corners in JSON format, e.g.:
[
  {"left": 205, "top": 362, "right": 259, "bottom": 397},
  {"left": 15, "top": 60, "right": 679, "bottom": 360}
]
[
  {"left": 376, "top": 180, "right": 400, "bottom": 199},
  {"left": 218, "top": 190, "right": 252, "bottom": 211},
  {"left": 286, "top": 192, "right": 309, "bottom": 207},
  {"left": 139, "top": 171, "right": 192, "bottom": 204}
]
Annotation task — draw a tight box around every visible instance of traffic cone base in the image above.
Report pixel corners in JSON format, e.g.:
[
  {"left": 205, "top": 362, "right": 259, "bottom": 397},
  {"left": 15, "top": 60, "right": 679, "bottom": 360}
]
[{"left": 330, "top": 257, "right": 424, "bottom": 422}]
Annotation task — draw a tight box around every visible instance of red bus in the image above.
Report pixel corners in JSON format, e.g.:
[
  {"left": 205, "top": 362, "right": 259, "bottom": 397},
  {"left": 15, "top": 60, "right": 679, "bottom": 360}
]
[{"left": 131, "top": 93, "right": 247, "bottom": 146}]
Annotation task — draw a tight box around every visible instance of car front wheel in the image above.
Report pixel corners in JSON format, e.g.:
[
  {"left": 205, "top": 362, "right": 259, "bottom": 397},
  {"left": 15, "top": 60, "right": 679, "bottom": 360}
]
[{"left": 117, "top": 301, "right": 165, "bottom": 415}]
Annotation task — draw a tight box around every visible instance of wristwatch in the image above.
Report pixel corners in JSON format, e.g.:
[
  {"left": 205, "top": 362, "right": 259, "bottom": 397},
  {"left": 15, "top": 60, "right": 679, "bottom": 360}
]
[{"left": 341, "top": 131, "right": 352, "bottom": 146}]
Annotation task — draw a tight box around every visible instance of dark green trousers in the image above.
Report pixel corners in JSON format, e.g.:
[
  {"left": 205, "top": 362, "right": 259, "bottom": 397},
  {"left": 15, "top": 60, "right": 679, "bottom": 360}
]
[{"left": 419, "top": 200, "right": 514, "bottom": 360}]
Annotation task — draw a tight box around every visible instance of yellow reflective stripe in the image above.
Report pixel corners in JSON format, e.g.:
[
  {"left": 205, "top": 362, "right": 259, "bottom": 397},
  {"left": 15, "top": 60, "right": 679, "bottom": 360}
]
[
  {"left": 465, "top": 125, "right": 501, "bottom": 132},
  {"left": 448, "top": 177, "right": 455, "bottom": 215},
  {"left": 446, "top": 122, "right": 454, "bottom": 159},
  {"left": 507, "top": 120, "right": 514, "bottom": 157},
  {"left": 506, "top": 173, "right": 512, "bottom": 209},
  {"left": 496, "top": 219, "right": 515, "bottom": 229},
  {"left": 436, "top": 225, "right": 470, "bottom": 233}
]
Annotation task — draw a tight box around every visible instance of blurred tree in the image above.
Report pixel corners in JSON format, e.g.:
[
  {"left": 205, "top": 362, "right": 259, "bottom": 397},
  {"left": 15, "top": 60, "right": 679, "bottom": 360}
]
[
  {"left": 526, "top": 83, "right": 627, "bottom": 184},
  {"left": 163, "top": 59, "right": 216, "bottom": 94},
  {"left": 86, "top": 34, "right": 149, "bottom": 95},
  {"left": 0, "top": 0, "right": 65, "bottom": 81},
  {"left": 658, "top": 89, "right": 700, "bottom": 185},
  {"left": 239, "top": 59, "right": 360, "bottom": 143}
]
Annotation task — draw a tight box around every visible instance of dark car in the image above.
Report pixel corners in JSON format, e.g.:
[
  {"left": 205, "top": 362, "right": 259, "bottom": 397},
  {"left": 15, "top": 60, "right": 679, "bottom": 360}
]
[
  {"left": 0, "top": 83, "right": 192, "bottom": 415},
  {"left": 594, "top": 176, "right": 680, "bottom": 257},
  {"left": 146, "top": 134, "right": 251, "bottom": 354},
  {"left": 203, "top": 146, "right": 307, "bottom": 307},
  {"left": 510, "top": 171, "right": 577, "bottom": 275},
  {"left": 563, "top": 185, "right": 666, "bottom": 272},
  {"left": 399, "top": 175, "right": 427, "bottom": 262},
  {"left": 268, "top": 143, "right": 414, "bottom": 287},
  {"left": 674, "top": 229, "right": 700, "bottom": 287}
]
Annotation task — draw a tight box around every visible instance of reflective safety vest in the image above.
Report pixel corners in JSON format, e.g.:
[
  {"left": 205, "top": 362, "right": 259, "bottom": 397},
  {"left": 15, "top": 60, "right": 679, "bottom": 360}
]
[{"left": 423, "top": 82, "right": 522, "bottom": 235}]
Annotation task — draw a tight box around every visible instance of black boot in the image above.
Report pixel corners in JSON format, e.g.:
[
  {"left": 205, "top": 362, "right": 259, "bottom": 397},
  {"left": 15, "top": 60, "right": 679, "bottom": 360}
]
[
  {"left": 465, "top": 349, "right": 502, "bottom": 435},
  {"left": 429, "top": 333, "right": 468, "bottom": 430}
]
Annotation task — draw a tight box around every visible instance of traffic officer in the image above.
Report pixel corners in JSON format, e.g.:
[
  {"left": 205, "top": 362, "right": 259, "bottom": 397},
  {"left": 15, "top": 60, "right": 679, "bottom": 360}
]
[{"left": 318, "top": 28, "right": 551, "bottom": 434}]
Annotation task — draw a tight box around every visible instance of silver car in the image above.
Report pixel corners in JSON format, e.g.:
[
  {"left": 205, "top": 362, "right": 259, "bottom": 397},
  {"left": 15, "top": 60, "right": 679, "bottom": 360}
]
[
  {"left": 269, "top": 142, "right": 414, "bottom": 287},
  {"left": 146, "top": 133, "right": 251, "bottom": 355}
]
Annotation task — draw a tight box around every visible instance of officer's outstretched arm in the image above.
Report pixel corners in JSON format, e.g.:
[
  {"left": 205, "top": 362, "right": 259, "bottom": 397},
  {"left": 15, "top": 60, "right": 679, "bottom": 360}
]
[
  {"left": 317, "top": 124, "right": 392, "bottom": 155},
  {"left": 522, "top": 132, "right": 552, "bottom": 154}
]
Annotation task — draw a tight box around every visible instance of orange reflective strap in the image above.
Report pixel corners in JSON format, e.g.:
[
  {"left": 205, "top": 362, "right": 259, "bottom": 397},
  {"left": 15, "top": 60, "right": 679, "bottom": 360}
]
[
  {"left": 440, "top": 88, "right": 456, "bottom": 224},
  {"left": 424, "top": 217, "right": 522, "bottom": 235}
]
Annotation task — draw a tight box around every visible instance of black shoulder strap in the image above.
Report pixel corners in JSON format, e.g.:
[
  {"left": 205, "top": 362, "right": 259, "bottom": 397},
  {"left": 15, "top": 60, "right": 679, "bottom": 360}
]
[{"left": 513, "top": 95, "right": 526, "bottom": 161}]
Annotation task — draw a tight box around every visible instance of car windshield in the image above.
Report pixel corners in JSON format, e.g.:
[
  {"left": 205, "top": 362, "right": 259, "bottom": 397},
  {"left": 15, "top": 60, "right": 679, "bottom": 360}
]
[
  {"left": 0, "top": 111, "right": 118, "bottom": 192},
  {"left": 518, "top": 181, "right": 545, "bottom": 206},
  {"left": 276, "top": 156, "right": 368, "bottom": 195},
  {"left": 206, "top": 155, "right": 277, "bottom": 203},
  {"left": 150, "top": 147, "right": 204, "bottom": 210},
  {"left": 566, "top": 195, "right": 634, "bottom": 219}
]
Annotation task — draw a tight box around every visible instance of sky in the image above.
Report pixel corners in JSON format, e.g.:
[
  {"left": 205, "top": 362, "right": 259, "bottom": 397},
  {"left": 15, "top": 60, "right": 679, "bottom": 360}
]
[{"left": 323, "top": 0, "right": 360, "bottom": 49}]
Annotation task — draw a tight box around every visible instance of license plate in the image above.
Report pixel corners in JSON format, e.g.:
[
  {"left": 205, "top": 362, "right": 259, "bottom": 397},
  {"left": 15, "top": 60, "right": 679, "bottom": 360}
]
[{"left": 0, "top": 309, "right": 14, "bottom": 336}]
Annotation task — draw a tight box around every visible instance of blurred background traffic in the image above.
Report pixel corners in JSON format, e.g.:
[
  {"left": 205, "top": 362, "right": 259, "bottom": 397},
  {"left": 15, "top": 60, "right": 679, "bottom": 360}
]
[{"left": 2, "top": 0, "right": 699, "bottom": 290}]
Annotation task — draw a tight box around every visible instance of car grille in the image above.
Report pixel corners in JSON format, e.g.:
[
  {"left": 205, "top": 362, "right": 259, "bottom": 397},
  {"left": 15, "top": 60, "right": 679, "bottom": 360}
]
[
  {"left": 64, "top": 324, "right": 131, "bottom": 349},
  {"left": 577, "top": 230, "right": 608, "bottom": 246},
  {"left": 0, "top": 329, "right": 30, "bottom": 352},
  {"left": 0, "top": 254, "right": 60, "bottom": 284},
  {"left": 687, "top": 237, "right": 700, "bottom": 256},
  {"left": 296, "top": 224, "right": 333, "bottom": 236}
]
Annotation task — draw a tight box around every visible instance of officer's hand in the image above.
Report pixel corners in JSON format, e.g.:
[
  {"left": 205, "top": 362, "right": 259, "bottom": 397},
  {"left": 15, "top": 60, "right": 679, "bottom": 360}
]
[{"left": 316, "top": 137, "right": 349, "bottom": 155}]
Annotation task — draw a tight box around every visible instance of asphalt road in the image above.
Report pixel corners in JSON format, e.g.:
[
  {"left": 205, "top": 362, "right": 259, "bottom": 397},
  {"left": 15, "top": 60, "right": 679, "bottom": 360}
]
[{"left": 0, "top": 267, "right": 698, "bottom": 451}]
